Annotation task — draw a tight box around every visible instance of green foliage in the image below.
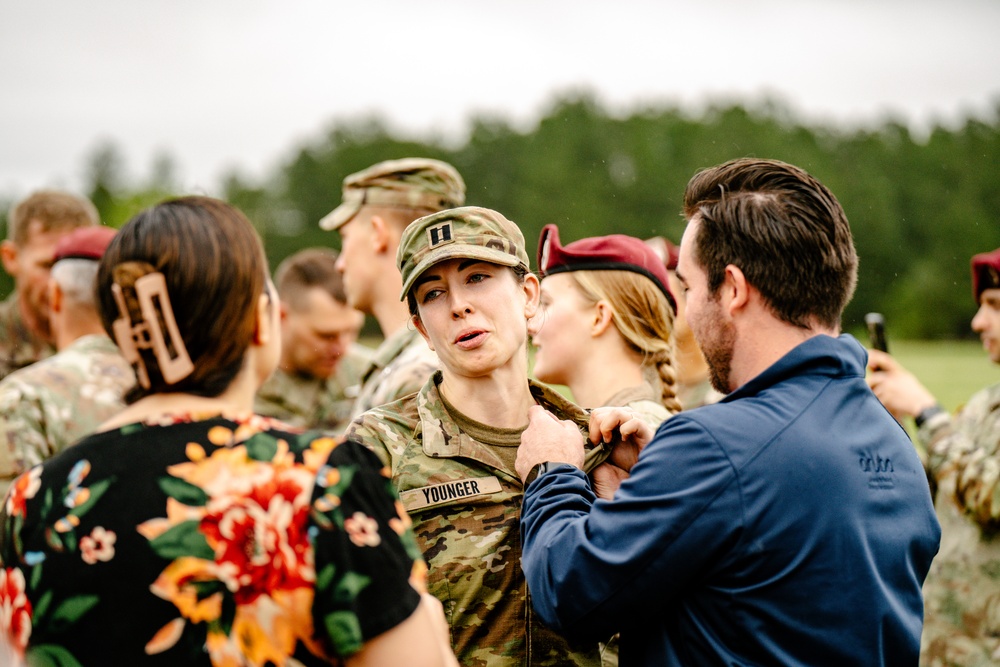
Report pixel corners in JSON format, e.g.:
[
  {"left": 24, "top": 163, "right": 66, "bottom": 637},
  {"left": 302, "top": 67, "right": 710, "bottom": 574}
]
[{"left": 16, "top": 92, "right": 998, "bottom": 339}]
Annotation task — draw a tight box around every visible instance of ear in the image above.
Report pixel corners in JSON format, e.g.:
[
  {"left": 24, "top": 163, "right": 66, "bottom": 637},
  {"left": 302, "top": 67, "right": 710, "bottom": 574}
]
[
  {"left": 591, "top": 300, "right": 614, "bottom": 336},
  {"left": 370, "top": 215, "right": 392, "bottom": 255},
  {"left": 412, "top": 313, "right": 434, "bottom": 351},
  {"left": 722, "top": 264, "right": 750, "bottom": 316},
  {"left": 522, "top": 273, "right": 541, "bottom": 319},
  {"left": 48, "top": 279, "right": 63, "bottom": 314},
  {"left": 253, "top": 292, "right": 275, "bottom": 346},
  {"left": 0, "top": 240, "right": 19, "bottom": 276}
]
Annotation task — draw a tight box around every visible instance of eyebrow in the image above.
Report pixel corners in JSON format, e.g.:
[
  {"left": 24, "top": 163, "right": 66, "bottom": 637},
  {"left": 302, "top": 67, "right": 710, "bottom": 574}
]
[{"left": 413, "top": 259, "right": 490, "bottom": 289}]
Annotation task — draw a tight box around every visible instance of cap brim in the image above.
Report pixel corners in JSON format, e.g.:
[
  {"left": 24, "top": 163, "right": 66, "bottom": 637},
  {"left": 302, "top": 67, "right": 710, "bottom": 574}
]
[
  {"left": 318, "top": 201, "right": 361, "bottom": 231},
  {"left": 399, "top": 246, "right": 524, "bottom": 300}
]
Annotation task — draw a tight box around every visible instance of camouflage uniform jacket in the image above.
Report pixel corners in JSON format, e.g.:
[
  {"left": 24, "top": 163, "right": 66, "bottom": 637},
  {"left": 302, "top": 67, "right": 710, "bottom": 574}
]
[
  {"left": 676, "top": 376, "right": 726, "bottom": 411},
  {"left": 0, "top": 291, "right": 54, "bottom": 382},
  {"left": 346, "top": 372, "right": 611, "bottom": 667},
  {"left": 350, "top": 326, "right": 438, "bottom": 417},
  {"left": 916, "top": 382, "right": 1000, "bottom": 666},
  {"left": 254, "top": 343, "right": 373, "bottom": 434},
  {"left": 603, "top": 383, "right": 674, "bottom": 428},
  {"left": 0, "top": 334, "right": 134, "bottom": 496}
]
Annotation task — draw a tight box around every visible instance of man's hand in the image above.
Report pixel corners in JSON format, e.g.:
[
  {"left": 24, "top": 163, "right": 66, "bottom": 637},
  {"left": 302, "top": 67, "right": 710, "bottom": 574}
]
[
  {"left": 866, "top": 349, "right": 938, "bottom": 421},
  {"left": 516, "top": 405, "right": 585, "bottom": 482},
  {"left": 591, "top": 462, "right": 630, "bottom": 500},
  {"left": 588, "top": 406, "right": 654, "bottom": 474}
]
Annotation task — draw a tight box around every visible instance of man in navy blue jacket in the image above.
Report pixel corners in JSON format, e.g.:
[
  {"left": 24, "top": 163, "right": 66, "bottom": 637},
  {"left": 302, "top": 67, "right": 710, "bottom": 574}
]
[{"left": 516, "top": 158, "right": 941, "bottom": 666}]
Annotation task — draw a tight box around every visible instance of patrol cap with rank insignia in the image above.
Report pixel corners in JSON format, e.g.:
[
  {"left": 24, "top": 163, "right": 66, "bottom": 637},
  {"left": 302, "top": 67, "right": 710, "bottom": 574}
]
[
  {"left": 972, "top": 246, "right": 1000, "bottom": 302},
  {"left": 396, "top": 206, "right": 531, "bottom": 300},
  {"left": 318, "top": 157, "right": 466, "bottom": 231}
]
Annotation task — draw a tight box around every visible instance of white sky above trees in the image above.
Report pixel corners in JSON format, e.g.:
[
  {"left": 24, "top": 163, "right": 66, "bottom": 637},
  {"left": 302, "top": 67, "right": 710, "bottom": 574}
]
[{"left": 2, "top": 0, "right": 998, "bottom": 199}]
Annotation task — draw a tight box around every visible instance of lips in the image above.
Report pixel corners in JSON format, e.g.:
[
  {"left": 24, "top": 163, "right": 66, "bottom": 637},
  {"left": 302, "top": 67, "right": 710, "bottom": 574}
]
[{"left": 454, "top": 328, "right": 487, "bottom": 350}]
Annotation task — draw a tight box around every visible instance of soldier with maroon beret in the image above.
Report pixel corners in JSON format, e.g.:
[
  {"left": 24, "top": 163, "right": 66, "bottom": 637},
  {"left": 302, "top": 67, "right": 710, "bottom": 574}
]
[
  {"left": 0, "top": 225, "right": 133, "bottom": 495},
  {"left": 868, "top": 245, "right": 1000, "bottom": 665}
]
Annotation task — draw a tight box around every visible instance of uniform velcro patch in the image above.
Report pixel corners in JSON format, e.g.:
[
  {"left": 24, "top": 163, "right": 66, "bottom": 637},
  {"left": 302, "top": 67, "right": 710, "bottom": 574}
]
[{"left": 401, "top": 476, "right": 502, "bottom": 511}]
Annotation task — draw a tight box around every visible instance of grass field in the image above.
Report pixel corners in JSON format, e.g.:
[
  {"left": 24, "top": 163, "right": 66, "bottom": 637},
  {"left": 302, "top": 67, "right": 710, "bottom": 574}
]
[{"left": 884, "top": 339, "right": 998, "bottom": 414}]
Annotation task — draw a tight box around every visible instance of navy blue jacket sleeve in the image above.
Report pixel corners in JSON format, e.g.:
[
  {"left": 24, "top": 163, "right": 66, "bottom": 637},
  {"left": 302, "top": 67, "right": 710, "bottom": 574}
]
[{"left": 520, "top": 415, "right": 739, "bottom": 638}]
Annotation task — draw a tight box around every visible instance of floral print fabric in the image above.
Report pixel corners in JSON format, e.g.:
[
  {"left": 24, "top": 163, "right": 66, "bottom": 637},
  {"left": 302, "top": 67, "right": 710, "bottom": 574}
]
[{"left": 0, "top": 412, "right": 425, "bottom": 666}]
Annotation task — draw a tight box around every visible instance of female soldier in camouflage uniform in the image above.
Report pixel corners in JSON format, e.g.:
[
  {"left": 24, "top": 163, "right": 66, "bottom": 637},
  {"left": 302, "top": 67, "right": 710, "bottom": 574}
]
[
  {"left": 530, "top": 224, "right": 682, "bottom": 424},
  {"left": 346, "top": 207, "right": 610, "bottom": 666}
]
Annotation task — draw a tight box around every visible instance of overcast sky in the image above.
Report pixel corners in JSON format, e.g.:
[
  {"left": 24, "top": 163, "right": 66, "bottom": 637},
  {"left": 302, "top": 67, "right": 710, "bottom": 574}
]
[{"left": 2, "top": 0, "right": 998, "bottom": 200}]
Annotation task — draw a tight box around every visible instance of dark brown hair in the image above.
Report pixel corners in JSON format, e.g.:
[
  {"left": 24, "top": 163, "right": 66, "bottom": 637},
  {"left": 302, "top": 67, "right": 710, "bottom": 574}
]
[
  {"left": 97, "top": 196, "right": 268, "bottom": 401},
  {"left": 682, "top": 158, "right": 858, "bottom": 329}
]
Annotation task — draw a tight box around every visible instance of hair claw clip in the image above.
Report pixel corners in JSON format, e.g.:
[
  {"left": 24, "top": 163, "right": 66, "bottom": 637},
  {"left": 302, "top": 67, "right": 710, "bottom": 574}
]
[{"left": 112, "top": 272, "right": 194, "bottom": 388}]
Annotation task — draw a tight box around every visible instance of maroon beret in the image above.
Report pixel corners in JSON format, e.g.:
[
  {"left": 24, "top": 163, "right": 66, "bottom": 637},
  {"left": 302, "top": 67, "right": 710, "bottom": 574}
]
[
  {"left": 972, "top": 247, "right": 1000, "bottom": 302},
  {"left": 53, "top": 225, "right": 118, "bottom": 262},
  {"left": 537, "top": 224, "right": 675, "bottom": 312}
]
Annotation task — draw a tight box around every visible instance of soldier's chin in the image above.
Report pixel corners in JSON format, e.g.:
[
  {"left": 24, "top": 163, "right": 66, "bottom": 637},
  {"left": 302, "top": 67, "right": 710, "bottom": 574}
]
[{"left": 313, "top": 363, "right": 338, "bottom": 379}]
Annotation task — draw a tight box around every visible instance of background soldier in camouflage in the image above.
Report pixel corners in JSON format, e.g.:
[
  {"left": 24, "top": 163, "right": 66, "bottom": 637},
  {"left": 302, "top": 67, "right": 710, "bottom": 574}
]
[
  {"left": 0, "top": 190, "right": 99, "bottom": 380},
  {"left": 347, "top": 207, "right": 610, "bottom": 666},
  {"left": 253, "top": 247, "right": 372, "bottom": 434},
  {"left": 868, "top": 246, "right": 1000, "bottom": 666},
  {"left": 320, "top": 158, "right": 466, "bottom": 417},
  {"left": 0, "top": 225, "right": 133, "bottom": 495}
]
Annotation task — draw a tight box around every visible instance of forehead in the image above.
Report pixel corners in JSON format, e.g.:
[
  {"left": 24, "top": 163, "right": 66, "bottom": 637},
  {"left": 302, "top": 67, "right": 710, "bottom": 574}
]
[
  {"left": 540, "top": 272, "right": 578, "bottom": 294},
  {"left": 675, "top": 220, "right": 702, "bottom": 275},
  {"left": 20, "top": 222, "right": 69, "bottom": 254},
  {"left": 288, "top": 289, "right": 359, "bottom": 320}
]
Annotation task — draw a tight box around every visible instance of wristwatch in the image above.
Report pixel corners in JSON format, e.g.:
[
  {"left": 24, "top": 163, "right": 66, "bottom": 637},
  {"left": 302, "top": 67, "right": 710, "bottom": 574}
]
[
  {"left": 915, "top": 404, "right": 946, "bottom": 428},
  {"left": 524, "top": 461, "right": 562, "bottom": 486}
]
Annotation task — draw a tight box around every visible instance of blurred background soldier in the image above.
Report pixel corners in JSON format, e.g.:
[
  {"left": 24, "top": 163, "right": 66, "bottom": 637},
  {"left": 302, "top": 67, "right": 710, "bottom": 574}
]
[
  {"left": 320, "top": 157, "right": 465, "bottom": 417},
  {"left": 0, "top": 190, "right": 99, "bottom": 380},
  {"left": 867, "top": 246, "right": 1000, "bottom": 665},
  {"left": 0, "top": 225, "right": 133, "bottom": 495},
  {"left": 254, "top": 247, "right": 371, "bottom": 433},
  {"left": 646, "top": 235, "right": 725, "bottom": 409}
]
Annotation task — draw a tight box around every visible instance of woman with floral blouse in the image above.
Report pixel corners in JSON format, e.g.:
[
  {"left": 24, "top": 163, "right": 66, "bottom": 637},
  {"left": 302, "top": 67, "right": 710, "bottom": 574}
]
[{"left": 0, "top": 196, "right": 457, "bottom": 667}]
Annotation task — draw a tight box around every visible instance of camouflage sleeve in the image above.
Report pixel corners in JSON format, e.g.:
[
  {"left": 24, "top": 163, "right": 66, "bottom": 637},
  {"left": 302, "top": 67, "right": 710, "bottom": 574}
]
[
  {"left": 920, "top": 384, "right": 1000, "bottom": 527},
  {"left": 344, "top": 414, "right": 394, "bottom": 468},
  {"left": 363, "top": 360, "right": 436, "bottom": 412},
  {"left": 625, "top": 399, "right": 673, "bottom": 430},
  {"left": 0, "top": 383, "right": 51, "bottom": 491}
]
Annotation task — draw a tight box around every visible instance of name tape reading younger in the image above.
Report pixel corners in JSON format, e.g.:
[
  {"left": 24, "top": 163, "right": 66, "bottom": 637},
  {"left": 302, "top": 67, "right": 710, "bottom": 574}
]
[{"left": 401, "top": 476, "right": 503, "bottom": 511}]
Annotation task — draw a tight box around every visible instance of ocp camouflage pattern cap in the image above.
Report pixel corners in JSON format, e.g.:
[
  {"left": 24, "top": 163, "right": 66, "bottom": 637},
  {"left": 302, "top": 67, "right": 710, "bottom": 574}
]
[
  {"left": 397, "top": 206, "right": 530, "bottom": 300},
  {"left": 972, "top": 246, "right": 1000, "bottom": 302},
  {"left": 319, "top": 157, "right": 466, "bottom": 231}
]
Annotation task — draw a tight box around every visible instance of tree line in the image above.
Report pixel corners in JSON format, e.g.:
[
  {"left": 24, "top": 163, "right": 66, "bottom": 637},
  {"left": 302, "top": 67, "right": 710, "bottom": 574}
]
[{"left": 3, "top": 91, "right": 998, "bottom": 340}]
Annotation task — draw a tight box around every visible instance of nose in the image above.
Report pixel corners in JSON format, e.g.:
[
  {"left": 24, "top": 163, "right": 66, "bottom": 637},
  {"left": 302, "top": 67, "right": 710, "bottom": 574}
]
[
  {"left": 450, "top": 290, "right": 473, "bottom": 319},
  {"left": 328, "top": 338, "right": 347, "bottom": 356},
  {"left": 971, "top": 303, "right": 988, "bottom": 333}
]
